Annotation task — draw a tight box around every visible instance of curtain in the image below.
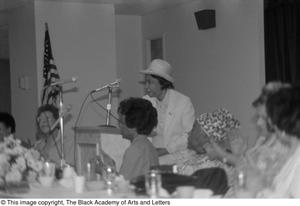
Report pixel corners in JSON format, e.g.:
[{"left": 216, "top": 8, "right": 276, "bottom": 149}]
[{"left": 264, "top": 0, "right": 300, "bottom": 84}]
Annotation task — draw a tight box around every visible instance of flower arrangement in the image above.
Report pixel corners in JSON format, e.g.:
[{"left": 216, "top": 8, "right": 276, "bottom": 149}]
[{"left": 0, "top": 135, "right": 44, "bottom": 187}]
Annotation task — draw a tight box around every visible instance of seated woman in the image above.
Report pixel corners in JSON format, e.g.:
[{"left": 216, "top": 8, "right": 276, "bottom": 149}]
[
  {"left": 159, "top": 108, "right": 241, "bottom": 187},
  {"left": 252, "top": 86, "right": 300, "bottom": 198},
  {"left": 118, "top": 97, "right": 159, "bottom": 181},
  {"left": 206, "top": 82, "right": 291, "bottom": 197},
  {"left": 0, "top": 112, "right": 16, "bottom": 142},
  {"left": 245, "top": 82, "right": 291, "bottom": 172},
  {"left": 34, "top": 104, "right": 74, "bottom": 168}
]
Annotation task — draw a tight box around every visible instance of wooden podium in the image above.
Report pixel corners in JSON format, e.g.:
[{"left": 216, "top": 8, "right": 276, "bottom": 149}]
[{"left": 74, "top": 126, "right": 130, "bottom": 175}]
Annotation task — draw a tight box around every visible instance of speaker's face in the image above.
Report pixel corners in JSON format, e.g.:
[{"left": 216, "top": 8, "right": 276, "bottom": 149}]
[
  {"left": 144, "top": 75, "right": 164, "bottom": 99},
  {"left": 118, "top": 114, "right": 134, "bottom": 141}
]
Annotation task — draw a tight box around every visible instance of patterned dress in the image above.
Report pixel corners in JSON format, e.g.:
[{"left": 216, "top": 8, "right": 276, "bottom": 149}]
[{"left": 164, "top": 149, "right": 235, "bottom": 190}]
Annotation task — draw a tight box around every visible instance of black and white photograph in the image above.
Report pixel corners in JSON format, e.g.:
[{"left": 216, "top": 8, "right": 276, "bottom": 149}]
[{"left": 0, "top": 0, "right": 300, "bottom": 201}]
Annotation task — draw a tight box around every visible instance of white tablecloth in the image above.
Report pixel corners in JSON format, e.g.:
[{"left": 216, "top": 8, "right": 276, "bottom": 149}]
[{"left": 1, "top": 182, "right": 137, "bottom": 198}]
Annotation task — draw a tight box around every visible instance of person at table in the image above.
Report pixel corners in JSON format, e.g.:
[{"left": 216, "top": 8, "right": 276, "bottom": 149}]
[
  {"left": 159, "top": 108, "right": 240, "bottom": 187},
  {"left": 140, "top": 59, "right": 195, "bottom": 157},
  {"left": 0, "top": 112, "right": 16, "bottom": 142},
  {"left": 244, "top": 86, "right": 300, "bottom": 198},
  {"left": 34, "top": 104, "right": 74, "bottom": 167},
  {"left": 198, "top": 82, "right": 291, "bottom": 197},
  {"left": 118, "top": 97, "right": 159, "bottom": 180},
  {"left": 210, "top": 82, "right": 291, "bottom": 166}
]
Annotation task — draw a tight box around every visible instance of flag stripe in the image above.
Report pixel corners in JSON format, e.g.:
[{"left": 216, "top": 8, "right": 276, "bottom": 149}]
[{"left": 41, "top": 25, "right": 60, "bottom": 106}]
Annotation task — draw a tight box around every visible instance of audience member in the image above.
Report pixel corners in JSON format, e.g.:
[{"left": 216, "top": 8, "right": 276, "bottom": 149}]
[
  {"left": 34, "top": 104, "right": 74, "bottom": 167},
  {"left": 159, "top": 108, "right": 240, "bottom": 190},
  {"left": 118, "top": 97, "right": 159, "bottom": 180},
  {"left": 256, "top": 86, "right": 300, "bottom": 198},
  {"left": 0, "top": 112, "right": 16, "bottom": 142}
]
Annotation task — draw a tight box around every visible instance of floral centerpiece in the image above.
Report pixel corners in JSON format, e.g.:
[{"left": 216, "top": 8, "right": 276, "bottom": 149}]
[{"left": 0, "top": 135, "right": 44, "bottom": 189}]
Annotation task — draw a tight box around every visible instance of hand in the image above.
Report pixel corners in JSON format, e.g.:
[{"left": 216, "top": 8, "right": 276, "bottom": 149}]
[
  {"left": 95, "top": 152, "right": 116, "bottom": 174},
  {"left": 203, "top": 142, "right": 222, "bottom": 160},
  {"left": 228, "top": 130, "right": 247, "bottom": 155},
  {"left": 156, "top": 148, "right": 169, "bottom": 156}
]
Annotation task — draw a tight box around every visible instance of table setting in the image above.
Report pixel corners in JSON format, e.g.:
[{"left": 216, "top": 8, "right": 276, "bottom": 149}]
[
  {"left": 0, "top": 161, "right": 217, "bottom": 199},
  {"left": 0, "top": 135, "right": 220, "bottom": 199}
]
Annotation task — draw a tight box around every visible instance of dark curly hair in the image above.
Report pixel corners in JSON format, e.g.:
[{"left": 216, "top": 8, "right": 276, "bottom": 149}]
[
  {"left": 150, "top": 74, "right": 174, "bottom": 90},
  {"left": 118, "top": 97, "right": 158, "bottom": 136},
  {"left": 266, "top": 87, "right": 300, "bottom": 139},
  {"left": 0, "top": 112, "right": 16, "bottom": 133}
]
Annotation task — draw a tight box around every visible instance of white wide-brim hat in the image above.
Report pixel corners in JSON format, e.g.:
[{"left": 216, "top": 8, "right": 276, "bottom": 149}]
[{"left": 140, "top": 59, "right": 174, "bottom": 83}]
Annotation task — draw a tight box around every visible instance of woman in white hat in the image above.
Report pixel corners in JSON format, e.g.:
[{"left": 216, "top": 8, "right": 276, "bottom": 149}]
[{"left": 140, "top": 59, "right": 195, "bottom": 157}]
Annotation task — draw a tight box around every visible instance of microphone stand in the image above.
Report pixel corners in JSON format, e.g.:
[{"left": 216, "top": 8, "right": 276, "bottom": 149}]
[
  {"left": 100, "top": 86, "right": 116, "bottom": 128},
  {"left": 58, "top": 88, "right": 66, "bottom": 168},
  {"left": 42, "top": 84, "right": 67, "bottom": 169}
]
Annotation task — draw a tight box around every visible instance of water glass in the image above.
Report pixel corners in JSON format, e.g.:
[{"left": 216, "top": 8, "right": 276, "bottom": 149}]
[
  {"left": 74, "top": 175, "right": 85, "bottom": 193},
  {"left": 41, "top": 161, "right": 56, "bottom": 177},
  {"left": 102, "top": 166, "right": 116, "bottom": 191},
  {"left": 39, "top": 161, "right": 56, "bottom": 187},
  {"left": 145, "top": 170, "right": 161, "bottom": 198},
  {"left": 84, "top": 162, "right": 97, "bottom": 181}
]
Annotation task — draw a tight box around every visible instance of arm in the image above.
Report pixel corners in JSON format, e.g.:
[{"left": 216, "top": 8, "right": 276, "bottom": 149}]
[
  {"left": 166, "top": 98, "right": 195, "bottom": 153},
  {"left": 119, "top": 147, "right": 142, "bottom": 180},
  {"left": 205, "top": 129, "right": 247, "bottom": 166},
  {"left": 204, "top": 141, "right": 239, "bottom": 165}
]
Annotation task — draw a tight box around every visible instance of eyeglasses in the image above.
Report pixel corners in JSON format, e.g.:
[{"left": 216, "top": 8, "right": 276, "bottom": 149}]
[{"left": 37, "top": 113, "right": 55, "bottom": 123}]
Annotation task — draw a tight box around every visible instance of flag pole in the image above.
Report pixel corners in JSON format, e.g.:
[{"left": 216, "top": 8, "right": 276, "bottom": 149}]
[{"left": 42, "top": 22, "right": 66, "bottom": 169}]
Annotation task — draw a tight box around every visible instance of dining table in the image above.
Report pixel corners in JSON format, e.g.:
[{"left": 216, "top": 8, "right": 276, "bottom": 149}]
[{"left": 0, "top": 180, "right": 138, "bottom": 199}]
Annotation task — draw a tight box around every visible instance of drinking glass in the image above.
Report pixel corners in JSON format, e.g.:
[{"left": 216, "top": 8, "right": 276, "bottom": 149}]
[
  {"left": 39, "top": 161, "right": 56, "bottom": 187},
  {"left": 145, "top": 170, "right": 161, "bottom": 198},
  {"left": 102, "top": 165, "right": 116, "bottom": 191}
]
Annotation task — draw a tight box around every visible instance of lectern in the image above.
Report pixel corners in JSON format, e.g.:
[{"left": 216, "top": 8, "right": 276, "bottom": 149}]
[{"left": 74, "top": 126, "right": 129, "bottom": 175}]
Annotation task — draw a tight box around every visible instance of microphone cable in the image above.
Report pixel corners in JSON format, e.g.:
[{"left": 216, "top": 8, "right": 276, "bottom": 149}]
[
  {"left": 89, "top": 92, "right": 121, "bottom": 123},
  {"left": 73, "top": 90, "right": 123, "bottom": 165},
  {"left": 73, "top": 92, "right": 91, "bottom": 167}
]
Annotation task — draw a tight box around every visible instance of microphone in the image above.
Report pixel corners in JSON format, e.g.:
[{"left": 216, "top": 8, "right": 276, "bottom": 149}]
[
  {"left": 91, "top": 79, "right": 121, "bottom": 93},
  {"left": 47, "top": 77, "right": 78, "bottom": 87}
]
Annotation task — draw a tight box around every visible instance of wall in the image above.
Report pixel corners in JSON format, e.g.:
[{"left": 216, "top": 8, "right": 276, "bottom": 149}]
[
  {"left": 8, "top": 0, "right": 118, "bottom": 142},
  {"left": 34, "top": 0, "right": 118, "bottom": 139},
  {"left": 115, "top": 15, "right": 143, "bottom": 101},
  {"left": 8, "top": 1, "right": 38, "bottom": 141},
  {"left": 142, "top": 0, "right": 265, "bottom": 146}
]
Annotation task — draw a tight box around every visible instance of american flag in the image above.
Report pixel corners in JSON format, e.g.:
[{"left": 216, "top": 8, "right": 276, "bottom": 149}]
[{"left": 41, "top": 23, "right": 61, "bottom": 106}]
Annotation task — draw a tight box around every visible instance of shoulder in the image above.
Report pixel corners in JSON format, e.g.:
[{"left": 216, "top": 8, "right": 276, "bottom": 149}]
[
  {"left": 134, "top": 137, "right": 154, "bottom": 150},
  {"left": 142, "top": 95, "right": 156, "bottom": 105},
  {"left": 128, "top": 138, "right": 154, "bottom": 154},
  {"left": 169, "top": 89, "right": 192, "bottom": 103}
]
